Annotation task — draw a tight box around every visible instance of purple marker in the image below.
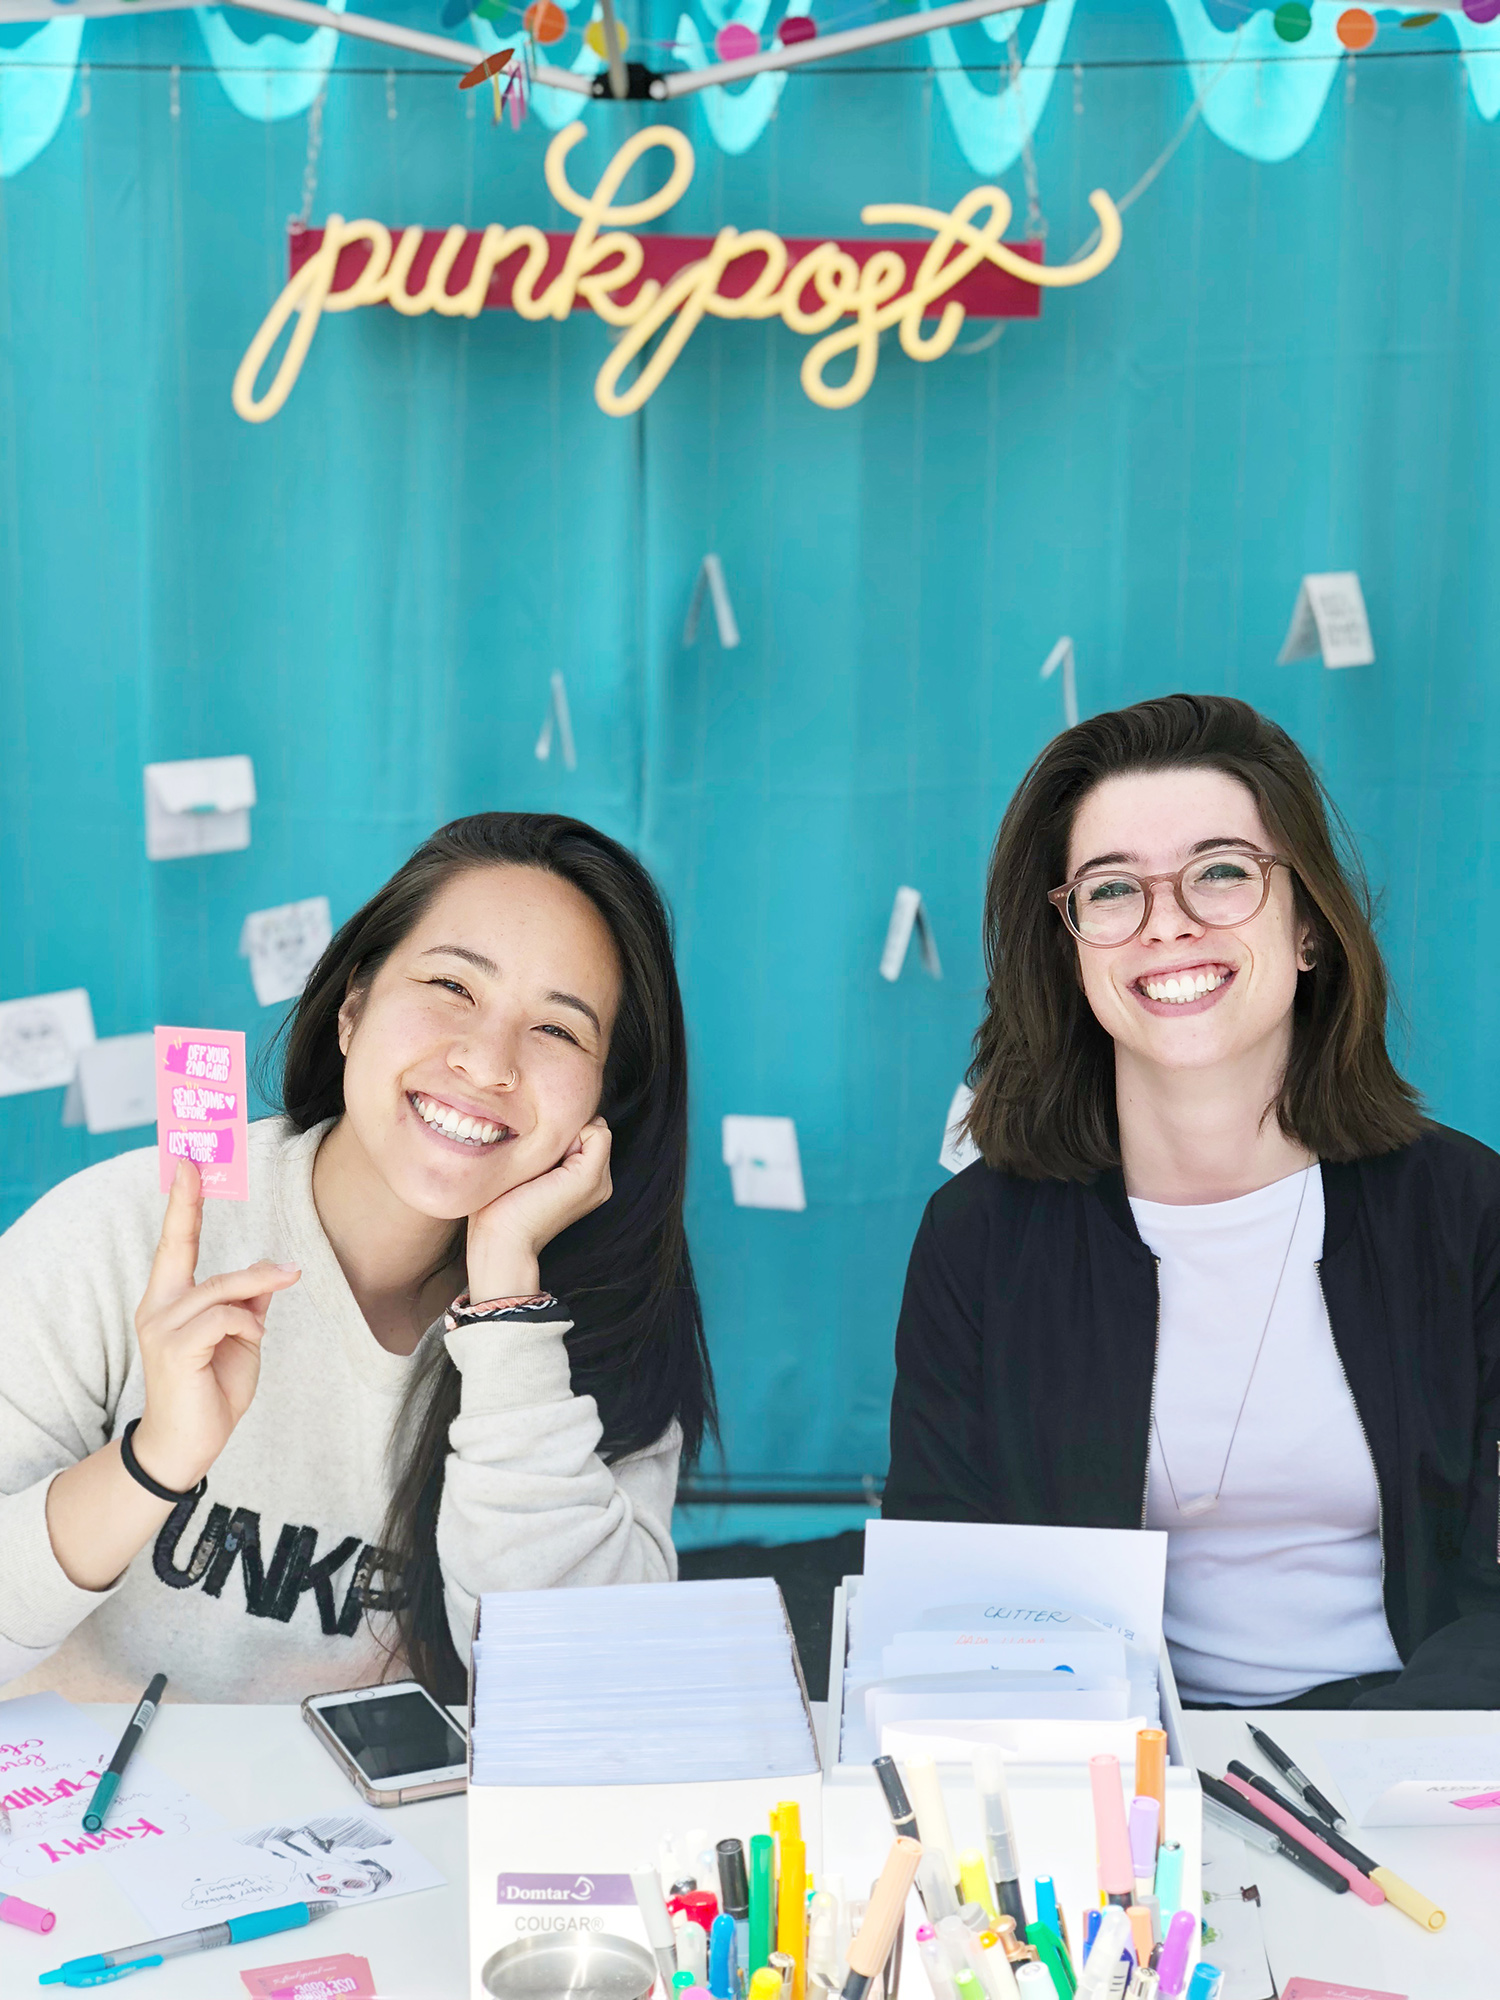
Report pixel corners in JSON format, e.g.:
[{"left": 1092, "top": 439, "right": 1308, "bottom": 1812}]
[
  {"left": 1129, "top": 1796, "right": 1161, "bottom": 1901},
  {"left": 1156, "top": 1910, "right": 1197, "bottom": 1999}
]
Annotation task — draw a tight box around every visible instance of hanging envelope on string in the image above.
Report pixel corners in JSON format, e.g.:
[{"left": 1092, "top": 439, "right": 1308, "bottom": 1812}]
[
  {"left": 722, "top": 1115, "right": 807, "bottom": 1212},
  {"left": 143, "top": 756, "right": 257, "bottom": 862},
  {"left": 1277, "top": 573, "right": 1374, "bottom": 670},
  {"left": 62, "top": 1032, "right": 156, "bottom": 1134}
]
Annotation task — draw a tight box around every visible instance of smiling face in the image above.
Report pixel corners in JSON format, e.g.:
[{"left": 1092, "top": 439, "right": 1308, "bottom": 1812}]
[
  {"left": 336, "top": 864, "right": 622, "bottom": 1222},
  {"left": 1064, "top": 766, "right": 1310, "bottom": 1080}
]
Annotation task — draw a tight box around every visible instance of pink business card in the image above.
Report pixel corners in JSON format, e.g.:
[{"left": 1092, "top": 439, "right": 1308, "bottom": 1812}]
[
  {"left": 155, "top": 1027, "right": 249, "bottom": 1201},
  {"left": 1279, "top": 1980, "right": 1408, "bottom": 2000},
  {"left": 239, "top": 1954, "right": 377, "bottom": 1999}
]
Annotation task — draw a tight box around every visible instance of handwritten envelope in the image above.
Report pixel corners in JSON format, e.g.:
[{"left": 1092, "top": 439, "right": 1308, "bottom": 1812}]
[
  {"left": 155, "top": 1028, "right": 249, "bottom": 1200},
  {"left": 144, "top": 755, "right": 256, "bottom": 861},
  {"left": 721, "top": 1115, "right": 807, "bottom": 1212}
]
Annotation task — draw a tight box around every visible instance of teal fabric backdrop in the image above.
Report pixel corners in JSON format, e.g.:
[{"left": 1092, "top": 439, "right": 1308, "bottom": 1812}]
[{"left": 2, "top": 0, "right": 1498, "bottom": 1515}]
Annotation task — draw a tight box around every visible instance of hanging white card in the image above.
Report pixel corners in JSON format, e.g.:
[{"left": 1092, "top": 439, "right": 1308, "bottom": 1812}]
[
  {"left": 238, "top": 896, "right": 333, "bottom": 1007},
  {"left": 61, "top": 1032, "right": 157, "bottom": 1134},
  {"left": 143, "top": 756, "right": 256, "bottom": 862},
  {"left": 1277, "top": 572, "right": 1374, "bottom": 670},
  {"left": 0, "top": 988, "right": 96, "bottom": 1097},
  {"left": 1040, "top": 636, "right": 1079, "bottom": 727},
  {"left": 879, "top": 886, "right": 942, "bottom": 983},
  {"left": 683, "top": 554, "right": 741, "bottom": 649},
  {"left": 534, "top": 671, "right": 578, "bottom": 770},
  {"left": 939, "top": 1082, "right": 981, "bottom": 1176},
  {"left": 721, "top": 1114, "right": 806, "bottom": 1212}
]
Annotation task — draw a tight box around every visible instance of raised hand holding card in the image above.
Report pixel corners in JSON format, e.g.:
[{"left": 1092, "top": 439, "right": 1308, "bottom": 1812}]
[{"left": 155, "top": 1028, "right": 250, "bottom": 1201}]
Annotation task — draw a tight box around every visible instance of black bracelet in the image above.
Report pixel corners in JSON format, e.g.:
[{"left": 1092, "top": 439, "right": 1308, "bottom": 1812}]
[{"left": 119, "top": 1419, "right": 208, "bottom": 1504}]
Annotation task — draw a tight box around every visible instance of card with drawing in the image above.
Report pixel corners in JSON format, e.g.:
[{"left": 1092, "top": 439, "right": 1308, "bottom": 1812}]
[
  {"left": 104, "top": 1812, "right": 445, "bottom": 1932},
  {"left": 0, "top": 988, "right": 95, "bottom": 1097},
  {"left": 155, "top": 1026, "right": 249, "bottom": 1200}
]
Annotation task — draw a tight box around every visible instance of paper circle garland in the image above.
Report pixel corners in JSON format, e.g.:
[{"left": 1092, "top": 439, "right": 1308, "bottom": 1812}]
[
  {"left": 1400, "top": 10, "right": 1439, "bottom": 22},
  {"left": 1462, "top": 0, "right": 1500, "bottom": 22},
  {"left": 714, "top": 22, "right": 760, "bottom": 57},
  {"left": 523, "top": 0, "right": 568, "bottom": 41},
  {"left": 1336, "top": 7, "right": 1376, "bottom": 46},
  {"left": 1273, "top": 1, "right": 1311, "bottom": 40},
  {"left": 584, "top": 13, "right": 630, "bottom": 54},
  {"left": 777, "top": 13, "right": 817, "bottom": 41}
]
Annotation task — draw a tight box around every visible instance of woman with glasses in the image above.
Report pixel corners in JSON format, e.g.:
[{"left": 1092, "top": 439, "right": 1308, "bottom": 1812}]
[{"left": 884, "top": 694, "right": 1500, "bottom": 1708}]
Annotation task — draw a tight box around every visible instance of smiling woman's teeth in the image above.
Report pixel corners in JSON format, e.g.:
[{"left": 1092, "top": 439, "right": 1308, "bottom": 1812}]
[
  {"left": 1141, "top": 970, "right": 1227, "bottom": 1004},
  {"left": 410, "top": 1093, "right": 504, "bottom": 1145}
]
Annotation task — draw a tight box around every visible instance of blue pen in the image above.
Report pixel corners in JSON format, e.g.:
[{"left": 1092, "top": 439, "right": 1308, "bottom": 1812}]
[
  {"left": 708, "top": 1912, "right": 739, "bottom": 2000},
  {"left": 1034, "top": 1877, "right": 1061, "bottom": 1937},
  {"left": 1185, "top": 1966, "right": 1223, "bottom": 2000},
  {"left": 40, "top": 1901, "right": 337, "bottom": 1987}
]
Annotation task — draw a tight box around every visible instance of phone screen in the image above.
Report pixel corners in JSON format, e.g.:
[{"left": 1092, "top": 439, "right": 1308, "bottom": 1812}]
[{"left": 317, "top": 1690, "right": 467, "bottom": 1782}]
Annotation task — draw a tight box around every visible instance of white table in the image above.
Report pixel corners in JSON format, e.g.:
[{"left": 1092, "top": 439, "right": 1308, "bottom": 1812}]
[{"left": 3, "top": 1703, "right": 1495, "bottom": 1999}]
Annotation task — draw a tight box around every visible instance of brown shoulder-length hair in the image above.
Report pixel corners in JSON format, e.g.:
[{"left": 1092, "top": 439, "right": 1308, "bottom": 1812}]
[{"left": 967, "top": 693, "right": 1424, "bottom": 1180}]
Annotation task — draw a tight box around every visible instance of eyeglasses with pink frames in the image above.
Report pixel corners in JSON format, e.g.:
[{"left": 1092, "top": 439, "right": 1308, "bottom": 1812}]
[{"left": 1048, "top": 848, "right": 1289, "bottom": 947}]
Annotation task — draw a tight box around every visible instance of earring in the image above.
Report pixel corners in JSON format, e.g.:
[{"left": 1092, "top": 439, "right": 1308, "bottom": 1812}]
[{"left": 1300, "top": 944, "right": 1317, "bottom": 971}]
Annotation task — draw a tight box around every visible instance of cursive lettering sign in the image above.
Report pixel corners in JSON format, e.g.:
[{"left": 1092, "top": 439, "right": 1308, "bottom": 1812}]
[{"left": 233, "top": 122, "right": 1121, "bottom": 422}]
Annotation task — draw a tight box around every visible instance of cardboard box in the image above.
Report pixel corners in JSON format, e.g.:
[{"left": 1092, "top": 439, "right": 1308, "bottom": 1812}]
[{"left": 466, "top": 1590, "right": 822, "bottom": 2000}]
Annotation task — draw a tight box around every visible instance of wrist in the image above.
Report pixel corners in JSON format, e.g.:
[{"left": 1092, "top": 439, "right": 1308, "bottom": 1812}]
[
  {"left": 465, "top": 1251, "right": 542, "bottom": 1306},
  {"left": 128, "top": 1420, "right": 211, "bottom": 1496}
]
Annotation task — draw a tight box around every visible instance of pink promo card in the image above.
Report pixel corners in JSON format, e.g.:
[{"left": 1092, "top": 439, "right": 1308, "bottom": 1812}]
[
  {"left": 239, "top": 1955, "right": 377, "bottom": 1999},
  {"left": 1279, "top": 1981, "right": 1408, "bottom": 2000},
  {"left": 155, "top": 1027, "right": 249, "bottom": 1201}
]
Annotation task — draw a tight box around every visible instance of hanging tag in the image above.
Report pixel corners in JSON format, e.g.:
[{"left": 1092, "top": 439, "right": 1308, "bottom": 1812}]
[
  {"left": 721, "top": 1115, "right": 807, "bottom": 1211},
  {"left": 534, "top": 670, "right": 578, "bottom": 770},
  {"left": 879, "top": 886, "right": 942, "bottom": 982},
  {"left": 1277, "top": 572, "right": 1374, "bottom": 669},
  {"left": 1040, "top": 636, "right": 1078, "bottom": 728},
  {"left": 939, "top": 1082, "right": 981, "bottom": 1176},
  {"left": 683, "top": 554, "right": 741, "bottom": 649}
]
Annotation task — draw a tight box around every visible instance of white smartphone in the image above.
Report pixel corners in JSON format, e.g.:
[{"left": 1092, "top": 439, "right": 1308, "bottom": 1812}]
[{"left": 301, "top": 1680, "right": 468, "bottom": 1808}]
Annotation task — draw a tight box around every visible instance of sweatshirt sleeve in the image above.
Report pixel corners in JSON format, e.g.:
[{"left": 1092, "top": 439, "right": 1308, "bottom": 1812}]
[
  {"left": 436, "top": 1314, "right": 679, "bottom": 1662},
  {"left": 0, "top": 1155, "right": 154, "bottom": 1686}
]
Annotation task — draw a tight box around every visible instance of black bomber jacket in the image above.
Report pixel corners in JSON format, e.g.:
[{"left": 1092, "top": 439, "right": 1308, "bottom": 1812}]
[{"left": 883, "top": 1124, "right": 1500, "bottom": 1708}]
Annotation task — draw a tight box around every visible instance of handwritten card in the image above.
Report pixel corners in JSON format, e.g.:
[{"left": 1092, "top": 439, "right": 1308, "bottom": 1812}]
[
  {"left": 241, "top": 1954, "right": 377, "bottom": 1999},
  {"left": 0, "top": 988, "right": 96, "bottom": 1097},
  {"left": 105, "top": 1813, "right": 444, "bottom": 1933},
  {"left": 155, "top": 1027, "right": 249, "bottom": 1200},
  {"left": 879, "top": 886, "right": 942, "bottom": 983},
  {"left": 239, "top": 897, "right": 333, "bottom": 1007},
  {"left": 1316, "top": 1732, "right": 1500, "bottom": 1826},
  {"left": 1279, "top": 1982, "right": 1406, "bottom": 2000},
  {"left": 0, "top": 1692, "right": 225, "bottom": 1890},
  {"left": 1277, "top": 572, "right": 1375, "bottom": 670},
  {"left": 62, "top": 1031, "right": 156, "bottom": 1134}
]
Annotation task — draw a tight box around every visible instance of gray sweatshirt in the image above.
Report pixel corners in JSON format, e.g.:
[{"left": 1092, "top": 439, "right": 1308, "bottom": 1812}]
[{"left": 0, "top": 1117, "right": 678, "bottom": 1702}]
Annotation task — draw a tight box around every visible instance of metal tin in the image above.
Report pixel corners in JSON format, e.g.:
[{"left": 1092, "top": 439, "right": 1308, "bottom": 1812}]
[{"left": 481, "top": 1933, "right": 660, "bottom": 2000}]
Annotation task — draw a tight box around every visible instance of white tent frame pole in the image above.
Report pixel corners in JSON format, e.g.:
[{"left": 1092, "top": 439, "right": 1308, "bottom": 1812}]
[{"left": 220, "top": 0, "right": 594, "bottom": 93}]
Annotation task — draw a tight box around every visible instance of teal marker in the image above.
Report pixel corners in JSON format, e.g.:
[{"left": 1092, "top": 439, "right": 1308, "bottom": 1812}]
[
  {"left": 82, "top": 1674, "right": 167, "bottom": 1834},
  {"left": 40, "top": 1902, "right": 337, "bottom": 1986},
  {"left": 1153, "top": 1839, "right": 1184, "bottom": 1922},
  {"left": 748, "top": 1834, "right": 775, "bottom": 1974}
]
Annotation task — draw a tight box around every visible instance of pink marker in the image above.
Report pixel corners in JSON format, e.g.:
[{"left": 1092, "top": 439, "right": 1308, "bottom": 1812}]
[
  {"left": 1221, "top": 1775, "right": 1384, "bottom": 1906},
  {"left": 1089, "top": 1754, "right": 1135, "bottom": 1907},
  {"left": 1, "top": 1894, "right": 57, "bottom": 1934}
]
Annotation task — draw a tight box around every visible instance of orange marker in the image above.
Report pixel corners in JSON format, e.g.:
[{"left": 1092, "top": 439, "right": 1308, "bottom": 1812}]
[{"left": 1135, "top": 1728, "right": 1168, "bottom": 1848}]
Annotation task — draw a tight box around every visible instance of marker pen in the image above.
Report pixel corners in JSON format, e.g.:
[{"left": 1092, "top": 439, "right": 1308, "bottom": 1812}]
[
  {"left": 873, "top": 1755, "right": 921, "bottom": 1843},
  {"left": 1184, "top": 1967, "right": 1223, "bottom": 2000},
  {"left": 1152, "top": 1842, "right": 1183, "bottom": 1921},
  {"left": 776, "top": 1833, "right": 807, "bottom": 2000},
  {"left": 837, "top": 1840, "right": 923, "bottom": 2000},
  {"left": 917, "top": 1850, "right": 961, "bottom": 1926},
  {"left": 1073, "top": 1907, "right": 1129, "bottom": 2000},
  {"left": 1154, "top": 1911, "right": 1195, "bottom": 2000},
  {"left": 676, "top": 1918, "right": 710, "bottom": 1988},
  {"left": 710, "top": 1914, "right": 741, "bottom": 2000},
  {"left": 807, "top": 1892, "right": 839, "bottom": 1995},
  {"left": 904, "top": 1756, "right": 962, "bottom": 1893},
  {"left": 1023, "top": 1922, "right": 1073, "bottom": 2000},
  {"left": 0, "top": 1895, "right": 56, "bottom": 1935},
  {"left": 1125, "top": 1906, "right": 1153, "bottom": 1970},
  {"left": 1014, "top": 1967, "right": 1054, "bottom": 1998},
  {"left": 1220, "top": 1773, "right": 1382, "bottom": 1905},
  {"left": 916, "top": 1923, "right": 960, "bottom": 2000},
  {"left": 937, "top": 1913, "right": 1017, "bottom": 2000},
  {"left": 1245, "top": 1725, "right": 1344, "bottom": 1829},
  {"left": 747, "top": 1972, "right": 782, "bottom": 2000},
  {"left": 769, "top": 1952, "right": 796, "bottom": 2000},
  {"left": 633, "top": 1863, "right": 681, "bottom": 1996},
  {"left": 1133, "top": 1730, "right": 1168, "bottom": 1850},
  {"left": 1231, "top": 1764, "right": 1445, "bottom": 1930},
  {"left": 675, "top": 1975, "right": 696, "bottom": 1992},
  {"left": 973, "top": 1744, "right": 1028, "bottom": 1940},
  {"left": 1127, "top": 1798, "right": 1160, "bottom": 1902},
  {"left": 1087, "top": 1757, "right": 1135, "bottom": 1910},
  {"left": 749, "top": 1836, "right": 776, "bottom": 1975},
  {"left": 718, "top": 1839, "right": 752, "bottom": 1987},
  {"left": 960, "top": 1850, "right": 999, "bottom": 1922}
]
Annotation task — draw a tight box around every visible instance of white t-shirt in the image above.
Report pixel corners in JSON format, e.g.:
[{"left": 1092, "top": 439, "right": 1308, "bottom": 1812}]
[{"left": 1134, "top": 1165, "right": 1403, "bottom": 1706}]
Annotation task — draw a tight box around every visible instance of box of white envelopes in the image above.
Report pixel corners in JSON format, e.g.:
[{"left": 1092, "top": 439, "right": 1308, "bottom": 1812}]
[
  {"left": 820, "top": 1521, "right": 1202, "bottom": 1988},
  {"left": 466, "top": 1578, "right": 822, "bottom": 2000}
]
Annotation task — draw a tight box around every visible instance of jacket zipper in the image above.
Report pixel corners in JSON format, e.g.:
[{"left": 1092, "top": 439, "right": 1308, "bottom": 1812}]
[
  {"left": 1140, "top": 1255, "right": 1163, "bottom": 1528},
  {"left": 1316, "top": 1258, "right": 1387, "bottom": 1596}
]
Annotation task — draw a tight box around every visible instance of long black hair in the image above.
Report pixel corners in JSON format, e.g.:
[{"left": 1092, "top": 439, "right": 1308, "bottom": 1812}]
[{"left": 275, "top": 813, "right": 715, "bottom": 1698}]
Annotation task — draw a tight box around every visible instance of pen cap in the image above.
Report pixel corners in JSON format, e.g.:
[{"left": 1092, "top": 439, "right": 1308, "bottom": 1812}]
[
  {"left": 773, "top": 1802, "right": 802, "bottom": 1844},
  {"left": 1153, "top": 1841, "right": 1184, "bottom": 1918},
  {"left": 633, "top": 1868, "right": 679, "bottom": 1953},
  {"left": 671, "top": 1892, "right": 721, "bottom": 1931},
  {"left": 1014, "top": 1969, "right": 1053, "bottom": 1998},
  {"left": 1184, "top": 1967, "right": 1222, "bottom": 2000},
  {"left": 846, "top": 1837, "right": 923, "bottom": 1978},
  {"left": 1155, "top": 1910, "right": 1196, "bottom": 1998},
  {"left": 717, "top": 1841, "right": 750, "bottom": 1920},
  {"left": 972, "top": 1745, "right": 1019, "bottom": 1871},
  {"left": 1128, "top": 1797, "right": 1161, "bottom": 1877},
  {"left": 1134, "top": 1730, "right": 1168, "bottom": 1837},
  {"left": 1366, "top": 1867, "right": 1445, "bottom": 1932},
  {"left": 1126, "top": 1906, "right": 1153, "bottom": 1968},
  {"left": 748, "top": 1974, "right": 782, "bottom": 2000},
  {"left": 0, "top": 1894, "right": 56, "bottom": 1935},
  {"left": 917, "top": 1850, "right": 961, "bottom": 1925},
  {"left": 1087, "top": 1756, "right": 1134, "bottom": 1899}
]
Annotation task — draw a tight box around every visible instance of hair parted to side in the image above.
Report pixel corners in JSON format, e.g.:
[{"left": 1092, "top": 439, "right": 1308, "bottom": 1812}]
[
  {"left": 967, "top": 693, "right": 1424, "bottom": 1180},
  {"left": 273, "top": 812, "right": 716, "bottom": 1700}
]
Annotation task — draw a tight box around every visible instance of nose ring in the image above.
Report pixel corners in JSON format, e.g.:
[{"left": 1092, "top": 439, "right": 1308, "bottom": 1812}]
[{"left": 500, "top": 1069, "right": 518, "bottom": 1091}]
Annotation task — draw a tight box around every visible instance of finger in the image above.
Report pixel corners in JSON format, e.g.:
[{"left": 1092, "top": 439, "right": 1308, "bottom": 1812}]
[
  {"left": 140, "top": 1162, "right": 205, "bottom": 1316},
  {"left": 161, "top": 1301, "right": 274, "bottom": 1359},
  {"left": 155, "top": 1261, "right": 299, "bottom": 1332}
]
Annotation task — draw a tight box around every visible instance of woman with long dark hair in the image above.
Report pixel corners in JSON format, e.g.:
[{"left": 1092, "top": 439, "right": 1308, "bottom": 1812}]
[
  {"left": 885, "top": 695, "right": 1500, "bottom": 1709},
  {"left": 0, "top": 814, "right": 714, "bottom": 1702}
]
